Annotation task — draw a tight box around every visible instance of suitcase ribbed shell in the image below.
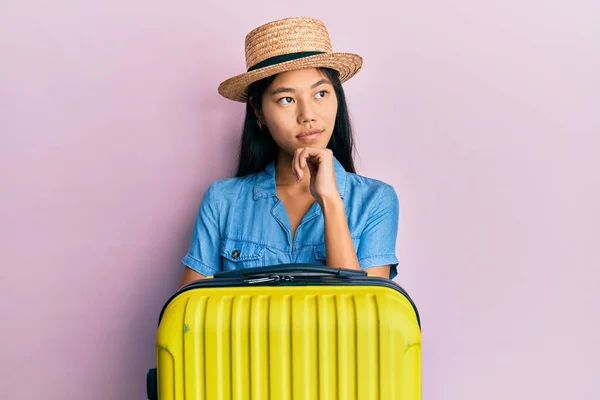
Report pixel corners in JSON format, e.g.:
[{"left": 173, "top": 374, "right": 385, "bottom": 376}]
[{"left": 156, "top": 285, "right": 421, "bottom": 399}]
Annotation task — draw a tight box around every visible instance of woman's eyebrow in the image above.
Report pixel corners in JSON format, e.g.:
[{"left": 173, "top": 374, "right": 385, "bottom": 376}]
[
  {"left": 270, "top": 79, "right": 332, "bottom": 96},
  {"left": 271, "top": 86, "right": 294, "bottom": 95},
  {"left": 311, "top": 79, "right": 331, "bottom": 88}
]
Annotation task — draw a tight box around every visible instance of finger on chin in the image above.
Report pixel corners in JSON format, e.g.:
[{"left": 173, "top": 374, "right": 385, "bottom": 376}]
[
  {"left": 294, "top": 150, "right": 304, "bottom": 180},
  {"left": 300, "top": 151, "right": 308, "bottom": 170}
]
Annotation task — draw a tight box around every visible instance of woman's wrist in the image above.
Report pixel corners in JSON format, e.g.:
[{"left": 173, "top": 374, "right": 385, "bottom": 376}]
[
  {"left": 317, "top": 193, "right": 344, "bottom": 211},
  {"left": 320, "top": 195, "right": 361, "bottom": 270}
]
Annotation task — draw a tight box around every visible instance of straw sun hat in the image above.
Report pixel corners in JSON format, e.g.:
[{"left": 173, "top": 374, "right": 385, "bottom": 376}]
[{"left": 217, "top": 16, "right": 363, "bottom": 102}]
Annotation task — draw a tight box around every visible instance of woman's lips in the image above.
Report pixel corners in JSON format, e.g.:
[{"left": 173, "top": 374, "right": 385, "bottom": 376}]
[{"left": 296, "top": 129, "right": 323, "bottom": 141}]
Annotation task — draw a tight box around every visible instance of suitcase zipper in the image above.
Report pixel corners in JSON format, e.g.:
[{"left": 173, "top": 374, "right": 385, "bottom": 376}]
[
  {"left": 244, "top": 275, "right": 295, "bottom": 284},
  {"left": 160, "top": 276, "right": 420, "bottom": 329}
]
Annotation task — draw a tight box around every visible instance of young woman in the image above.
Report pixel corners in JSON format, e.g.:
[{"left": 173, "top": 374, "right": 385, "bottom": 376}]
[{"left": 180, "top": 17, "right": 399, "bottom": 286}]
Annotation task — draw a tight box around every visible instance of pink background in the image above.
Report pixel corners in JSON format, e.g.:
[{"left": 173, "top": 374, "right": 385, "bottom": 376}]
[{"left": 1, "top": 1, "right": 599, "bottom": 399}]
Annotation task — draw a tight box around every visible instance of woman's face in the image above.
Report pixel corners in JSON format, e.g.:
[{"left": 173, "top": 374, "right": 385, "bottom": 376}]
[{"left": 258, "top": 68, "right": 338, "bottom": 157}]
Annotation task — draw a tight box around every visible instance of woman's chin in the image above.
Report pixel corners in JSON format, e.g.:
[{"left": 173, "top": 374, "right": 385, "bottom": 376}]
[{"left": 277, "top": 140, "right": 330, "bottom": 159}]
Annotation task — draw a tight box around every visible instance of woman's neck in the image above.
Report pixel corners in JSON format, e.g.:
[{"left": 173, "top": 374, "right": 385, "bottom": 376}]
[{"left": 275, "top": 151, "right": 310, "bottom": 190}]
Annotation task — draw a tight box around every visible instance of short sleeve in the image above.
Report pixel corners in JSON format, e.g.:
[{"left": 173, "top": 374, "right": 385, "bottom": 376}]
[
  {"left": 181, "top": 183, "right": 222, "bottom": 276},
  {"left": 356, "top": 184, "right": 400, "bottom": 279}
]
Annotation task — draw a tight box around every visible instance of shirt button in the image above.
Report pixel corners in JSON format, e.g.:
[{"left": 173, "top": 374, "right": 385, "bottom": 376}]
[{"left": 231, "top": 250, "right": 240, "bottom": 259}]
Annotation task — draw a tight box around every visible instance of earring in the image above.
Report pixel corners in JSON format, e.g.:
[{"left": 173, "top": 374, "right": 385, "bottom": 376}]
[{"left": 256, "top": 120, "right": 265, "bottom": 131}]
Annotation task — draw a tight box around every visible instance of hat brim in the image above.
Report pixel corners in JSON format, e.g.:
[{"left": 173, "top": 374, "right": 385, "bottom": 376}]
[{"left": 217, "top": 52, "right": 363, "bottom": 102}]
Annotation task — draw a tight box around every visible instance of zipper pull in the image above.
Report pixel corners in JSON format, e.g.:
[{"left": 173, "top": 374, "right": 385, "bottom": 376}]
[
  {"left": 244, "top": 275, "right": 295, "bottom": 284},
  {"left": 245, "top": 275, "right": 281, "bottom": 284}
]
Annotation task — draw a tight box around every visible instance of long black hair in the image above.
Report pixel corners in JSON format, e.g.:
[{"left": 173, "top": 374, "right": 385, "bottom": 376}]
[{"left": 234, "top": 67, "right": 357, "bottom": 177}]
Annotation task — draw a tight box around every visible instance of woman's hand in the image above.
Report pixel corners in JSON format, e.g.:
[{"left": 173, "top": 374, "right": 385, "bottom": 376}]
[
  {"left": 293, "top": 147, "right": 360, "bottom": 270},
  {"left": 292, "top": 147, "right": 340, "bottom": 205}
]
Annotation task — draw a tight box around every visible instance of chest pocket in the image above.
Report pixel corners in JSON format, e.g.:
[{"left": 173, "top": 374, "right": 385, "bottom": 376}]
[{"left": 220, "top": 239, "right": 266, "bottom": 271}]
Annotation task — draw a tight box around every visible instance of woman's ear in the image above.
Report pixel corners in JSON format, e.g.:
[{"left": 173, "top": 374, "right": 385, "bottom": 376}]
[{"left": 249, "top": 96, "right": 263, "bottom": 123}]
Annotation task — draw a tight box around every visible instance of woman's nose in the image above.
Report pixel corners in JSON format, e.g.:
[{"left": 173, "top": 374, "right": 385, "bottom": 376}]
[{"left": 297, "top": 101, "right": 317, "bottom": 123}]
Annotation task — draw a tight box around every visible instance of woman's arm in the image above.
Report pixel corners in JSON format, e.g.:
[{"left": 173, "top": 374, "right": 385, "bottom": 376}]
[
  {"left": 293, "top": 147, "right": 395, "bottom": 279},
  {"left": 180, "top": 267, "right": 206, "bottom": 287},
  {"left": 180, "top": 181, "right": 223, "bottom": 287},
  {"left": 321, "top": 196, "right": 391, "bottom": 277},
  {"left": 320, "top": 194, "right": 360, "bottom": 270},
  {"left": 293, "top": 147, "right": 361, "bottom": 270},
  {"left": 363, "top": 265, "right": 391, "bottom": 278}
]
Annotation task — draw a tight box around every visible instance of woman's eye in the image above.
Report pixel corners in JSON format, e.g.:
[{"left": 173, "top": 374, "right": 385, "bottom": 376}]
[
  {"left": 277, "top": 97, "right": 294, "bottom": 105},
  {"left": 315, "top": 90, "right": 327, "bottom": 98}
]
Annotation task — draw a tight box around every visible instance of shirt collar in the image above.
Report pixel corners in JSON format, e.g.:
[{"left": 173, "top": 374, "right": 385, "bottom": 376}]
[{"left": 253, "top": 156, "right": 348, "bottom": 200}]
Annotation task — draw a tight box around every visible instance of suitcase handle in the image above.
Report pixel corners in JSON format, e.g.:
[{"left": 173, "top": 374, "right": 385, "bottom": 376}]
[{"left": 213, "top": 263, "right": 367, "bottom": 279}]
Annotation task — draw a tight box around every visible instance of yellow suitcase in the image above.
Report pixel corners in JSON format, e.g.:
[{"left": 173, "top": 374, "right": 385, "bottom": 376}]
[{"left": 147, "top": 264, "right": 421, "bottom": 399}]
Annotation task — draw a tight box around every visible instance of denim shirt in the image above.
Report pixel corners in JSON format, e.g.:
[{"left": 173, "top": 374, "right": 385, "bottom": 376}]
[{"left": 182, "top": 157, "right": 400, "bottom": 279}]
